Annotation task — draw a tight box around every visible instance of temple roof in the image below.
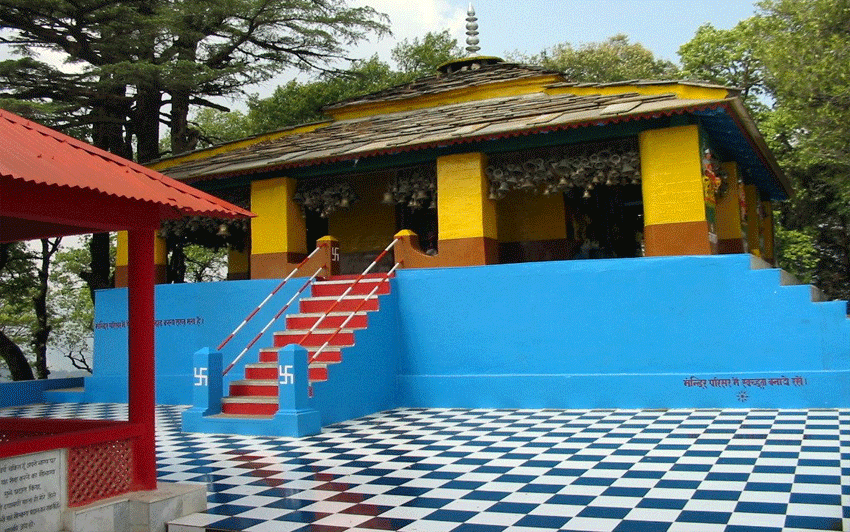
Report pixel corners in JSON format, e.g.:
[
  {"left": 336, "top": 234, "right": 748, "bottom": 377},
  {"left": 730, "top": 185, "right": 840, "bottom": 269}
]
[
  {"left": 324, "top": 61, "right": 561, "bottom": 112},
  {"left": 152, "top": 61, "right": 790, "bottom": 200}
]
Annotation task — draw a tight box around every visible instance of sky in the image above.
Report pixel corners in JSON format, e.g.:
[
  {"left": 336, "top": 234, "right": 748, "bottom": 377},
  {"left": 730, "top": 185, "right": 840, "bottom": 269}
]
[
  {"left": 237, "top": 0, "right": 759, "bottom": 102},
  {"left": 352, "top": 0, "right": 757, "bottom": 63}
]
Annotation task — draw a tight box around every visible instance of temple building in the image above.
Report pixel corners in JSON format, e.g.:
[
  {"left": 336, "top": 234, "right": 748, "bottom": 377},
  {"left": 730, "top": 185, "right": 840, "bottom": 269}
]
[{"left": 131, "top": 50, "right": 788, "bottom": 284}]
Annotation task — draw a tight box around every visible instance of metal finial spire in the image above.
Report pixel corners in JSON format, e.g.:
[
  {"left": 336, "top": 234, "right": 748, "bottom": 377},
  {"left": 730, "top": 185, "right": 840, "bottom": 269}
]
[{"left": 465, "top": 3, "right": 480, "bottom": 56}]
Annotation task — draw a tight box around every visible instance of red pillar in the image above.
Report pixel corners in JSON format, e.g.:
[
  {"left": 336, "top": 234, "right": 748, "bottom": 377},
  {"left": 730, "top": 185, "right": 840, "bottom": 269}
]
[{"left": 127, "top": 228, "right": 157, "bottom": 490}]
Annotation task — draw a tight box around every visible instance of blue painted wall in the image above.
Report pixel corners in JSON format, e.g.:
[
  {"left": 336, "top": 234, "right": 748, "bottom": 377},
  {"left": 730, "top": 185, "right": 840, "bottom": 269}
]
[
  {"left": 87, "top": 254, "right": 850, "bottom": 415},
  {"left": 311, "top": 288, "right": 401, "bottom": 425},
  {"left": 0, "top": 377, "right": 84, "bottom": 408},
  {"left": 87, "top": 278, "right": 307, "bottom": 404},
  {"left": 393, "top": 255, "right": 850, "bottom": 409}
]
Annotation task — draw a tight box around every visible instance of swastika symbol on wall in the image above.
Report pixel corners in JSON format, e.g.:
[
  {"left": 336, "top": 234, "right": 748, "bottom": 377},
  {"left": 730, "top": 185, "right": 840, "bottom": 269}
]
[
  {"left": 194, "top": 367, "right": 208, "bottom": 386},
  {"left": 332, "top": 247, "right": 340, "bottom": 263},
  {"left": 279, "top": 365, "right": 294, "bottom": 385}
]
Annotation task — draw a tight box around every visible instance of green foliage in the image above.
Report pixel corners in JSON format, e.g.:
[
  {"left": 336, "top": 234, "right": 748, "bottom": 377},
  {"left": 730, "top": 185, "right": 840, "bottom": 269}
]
[
  {"left": 247, "top": 31, "right": 462, "bottom": 133},
  {"left": 679, "top": 21, "right": 767, "bottom": 98},
  {"left": 0, "top": 0, "right": 390, "bottom": 159},
  {"left": 0, "top": 243, "right": 38, "bottom": 368},
  {"left": 512, "top": 34, "right": 680, "bottom": 82},
  {"left": 160, "top": 108, "right": 252, "bottom": 154},
  {"left": 49, "top": 240, "right": 95, "bottom": 372},
  {"left": 754, "top": 0, "right": 850, "bottom": 171},
  {"left": 391, "top": 30, "right": 463, "bottom": 77},
  {"left": 184, "top": 245, "right": 228, "bottom": 283},
  {"left": 248, "top": 56, "right": 403, "bottom": 131},
  {"left": 774, "top": 226, "right": 817, "bottom": 284}
]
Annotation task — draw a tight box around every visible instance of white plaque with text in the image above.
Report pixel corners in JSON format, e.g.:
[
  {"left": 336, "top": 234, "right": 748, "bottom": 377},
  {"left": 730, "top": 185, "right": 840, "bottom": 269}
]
[{"left": 0, "top": 450, "right": 63, "bottom": 532}]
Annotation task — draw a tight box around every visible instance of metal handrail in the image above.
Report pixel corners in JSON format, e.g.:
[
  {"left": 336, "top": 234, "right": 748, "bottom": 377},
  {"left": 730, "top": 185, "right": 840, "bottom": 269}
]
[
  {"left": 217, "top": 244, "right": 324, "bottom": 352},
  {"left": 296, "top": 237, "right": 399, "bottom": 345},
  {"left": 222, "top": 268, "right": 325, "bottom": 376},
  {"left": 308, "top": 261, "right": 401, "bottom": 364}
]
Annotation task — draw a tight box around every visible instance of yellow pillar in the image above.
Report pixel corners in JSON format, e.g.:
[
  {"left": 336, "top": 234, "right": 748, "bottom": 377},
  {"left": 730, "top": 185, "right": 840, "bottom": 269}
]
[
  {"left": 437, "top": 152, "right": 498, "bottom": 266},
  {"left": 639, "top": 125, "right": 713, "bottom": 256},
  {"left": 744, "top": 184, "right": 762, "bottom": 257},
  {"left": 249, "top": 177, "right": 307, "bottom": 279},
  {"left": 761, "top": 200, "right": 775, "bottom": 263},
  {"left": 715, "top": 162, "right": 745, "bottom": 254},
  {"left": 115, "top": 230, "right": 166, "bottom": 287}
]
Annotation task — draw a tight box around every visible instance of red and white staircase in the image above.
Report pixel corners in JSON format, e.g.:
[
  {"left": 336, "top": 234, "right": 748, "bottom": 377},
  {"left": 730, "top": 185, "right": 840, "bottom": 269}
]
[{"left": 220, "top": 274, "right": 391, "bottom": 415}]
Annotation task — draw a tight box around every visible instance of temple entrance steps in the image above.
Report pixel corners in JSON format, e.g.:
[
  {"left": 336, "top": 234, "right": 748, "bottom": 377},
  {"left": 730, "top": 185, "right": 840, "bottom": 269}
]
[{"left": 220, "top": 274, "right": 391, "bottom": 416}]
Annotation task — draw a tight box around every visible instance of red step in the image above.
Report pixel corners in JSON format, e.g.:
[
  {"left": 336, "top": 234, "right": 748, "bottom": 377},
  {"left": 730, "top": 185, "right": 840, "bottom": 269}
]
[
  {"left": 299, "top": 296, "right": 380, "bottom": 313},
  {"left": 244, "top": 363, "right": 278, "bottom": 379},
  {"left": 259, "top": 346, "right": 341, "bottom": 364},
  {"left": 310, "top": 280, "right": 391, "bottom": 297},
  {"left": 229, "top": 380, "right": 277, "bottom": 396},
  {"left": 221, "top": 397, "right": 277, "bottom": 416},
  {"left": 217, "top": 274, "right": 391, "bottom": 414},
  {"left": 309, "top": 365, "right": 328, "bottom": 382},
  {"left": 286, "top": 312, "right": 368, "bottom": 330},
  {"left": 274, "top": 329, "right": 355, "bottom": 348},
  {"left": 328, "top": 273, "right": 390, "bottom": 281}
]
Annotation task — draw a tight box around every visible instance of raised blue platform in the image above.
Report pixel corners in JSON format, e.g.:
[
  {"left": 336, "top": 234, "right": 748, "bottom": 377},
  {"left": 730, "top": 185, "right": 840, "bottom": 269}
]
[{"left": 42, "top": 254, "right": 850, "bottom": 433}]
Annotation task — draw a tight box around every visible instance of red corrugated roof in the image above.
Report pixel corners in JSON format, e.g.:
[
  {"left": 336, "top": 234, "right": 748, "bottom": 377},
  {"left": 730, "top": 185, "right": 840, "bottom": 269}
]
[{"left": 0, "top": 109, "right": 253, "bottom": 220}]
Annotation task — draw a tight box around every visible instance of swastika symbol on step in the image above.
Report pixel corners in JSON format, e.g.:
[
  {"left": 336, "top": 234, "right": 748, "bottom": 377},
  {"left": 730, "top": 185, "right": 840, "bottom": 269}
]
[
  {"left": 194, "top": 367, "right": 208, "bottom": 387},
  {"left": 279, "top": 365, "right": 294, "bottom": 385}
]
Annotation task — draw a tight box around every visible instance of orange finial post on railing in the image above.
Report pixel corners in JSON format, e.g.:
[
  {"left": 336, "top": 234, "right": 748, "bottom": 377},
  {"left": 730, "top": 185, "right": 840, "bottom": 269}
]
[{"left": 297, "top": 236, "right": 400, "bottom": 346}]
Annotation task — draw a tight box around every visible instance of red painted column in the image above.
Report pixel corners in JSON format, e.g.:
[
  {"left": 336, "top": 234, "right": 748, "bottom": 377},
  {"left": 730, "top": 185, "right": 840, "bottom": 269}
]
[{"left": 127, "top": 228, "right": 157, "bottom": 490}]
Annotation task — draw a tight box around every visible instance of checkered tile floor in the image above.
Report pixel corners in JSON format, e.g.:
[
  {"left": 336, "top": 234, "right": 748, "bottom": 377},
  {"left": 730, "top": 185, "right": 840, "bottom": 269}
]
[{"left": 2, "top": 403, "right": 848, "bottom": 531}]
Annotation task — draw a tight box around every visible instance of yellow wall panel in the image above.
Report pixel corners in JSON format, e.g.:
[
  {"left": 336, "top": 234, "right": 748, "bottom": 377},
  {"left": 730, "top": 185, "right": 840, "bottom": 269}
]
[
  {"left": 329, "top": 174, "right": 396, "bottom": 253},
  {"left": 497, "top": 190, "right": 567, "bottom": 243},
  {"left": 228, "top": 247, "right": 250, "bottom": 275},
  {"left": 437, "top": 152, "right": 497, "bottom": 241},
  {"left": 744, "top": 184, "right": 761, "bottom": 255},
  {"left": 639, "top": 125, "right": 705, "bottom": 226},
  {"left": 116, "top": 231, "right": 128, "bottom": 267},
  {"left": 716, "top": 162, "right": 743, "bottom": 240},
  {"left": 250, "top": 177, "right": 306, "bottom": 255},
  {"left": 549, "top": 84, "right": 730, "bottom": 101}
]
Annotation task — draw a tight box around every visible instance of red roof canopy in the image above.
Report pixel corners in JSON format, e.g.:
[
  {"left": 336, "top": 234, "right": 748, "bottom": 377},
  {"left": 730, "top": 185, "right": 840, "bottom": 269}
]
[{"left": 0, "top": 109, "right": 253, "bottom": 243}]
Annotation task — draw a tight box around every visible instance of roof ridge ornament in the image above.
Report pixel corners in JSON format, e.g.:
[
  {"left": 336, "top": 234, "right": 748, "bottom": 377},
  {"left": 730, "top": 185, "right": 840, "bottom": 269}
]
[{"left": 465, "top": 4, "right": 480, "bottom": 56}]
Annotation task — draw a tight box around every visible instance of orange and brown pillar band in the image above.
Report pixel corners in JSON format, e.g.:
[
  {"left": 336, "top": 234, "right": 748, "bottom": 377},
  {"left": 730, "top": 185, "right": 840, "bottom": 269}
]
[
  {"left": 715, "top": 162, "right": 745, "bottom": 254},
  {"left": 744, "top": 184, "right": 762, "bottom": 258},
  {"left": 436, "top": 152, "right": 499, "bottom": 267},
  {"left": 249, "top": 176, "right": 308, "bottom": 279},
  {"left": 115, "top": 230, "right": 167, "bottom": 287},
  {"left": 639, "top": 125, "right": 713, "bottom": 256}
]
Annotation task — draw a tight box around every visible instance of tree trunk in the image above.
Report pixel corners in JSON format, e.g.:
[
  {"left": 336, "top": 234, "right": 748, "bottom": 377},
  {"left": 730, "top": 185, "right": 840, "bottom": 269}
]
[
  {"left": 32, "top": 238, "right": 59, "bottom": 379},
  {"left": 170, "top": 87, "right": 193, "bottom": 155},
  {"left": 135, "top": 84, "right": 162, "bottom": 164},
  {"left": 80, "top": 233, "right": 112, "bottom": 303},
  {"left": 166, "top": 241, "right": 186, "bottom": 283},
  {"left": 0, "top": 330, "right": 35, "bottom": 381}
]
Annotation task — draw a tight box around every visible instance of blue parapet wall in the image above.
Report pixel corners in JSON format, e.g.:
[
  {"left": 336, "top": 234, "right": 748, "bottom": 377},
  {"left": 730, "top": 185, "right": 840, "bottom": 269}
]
[
  {"left": 87, "top": 278, "right": 306, "bottom": 405},
  {"left": 393, "top": 255, "right": 850, "bottom": 409},
  {"left": 87, "top": 254, "right": 850, "bottom": 414},
  {"left": 0, "top": 377, "right": 85, "bottom": 408}
]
